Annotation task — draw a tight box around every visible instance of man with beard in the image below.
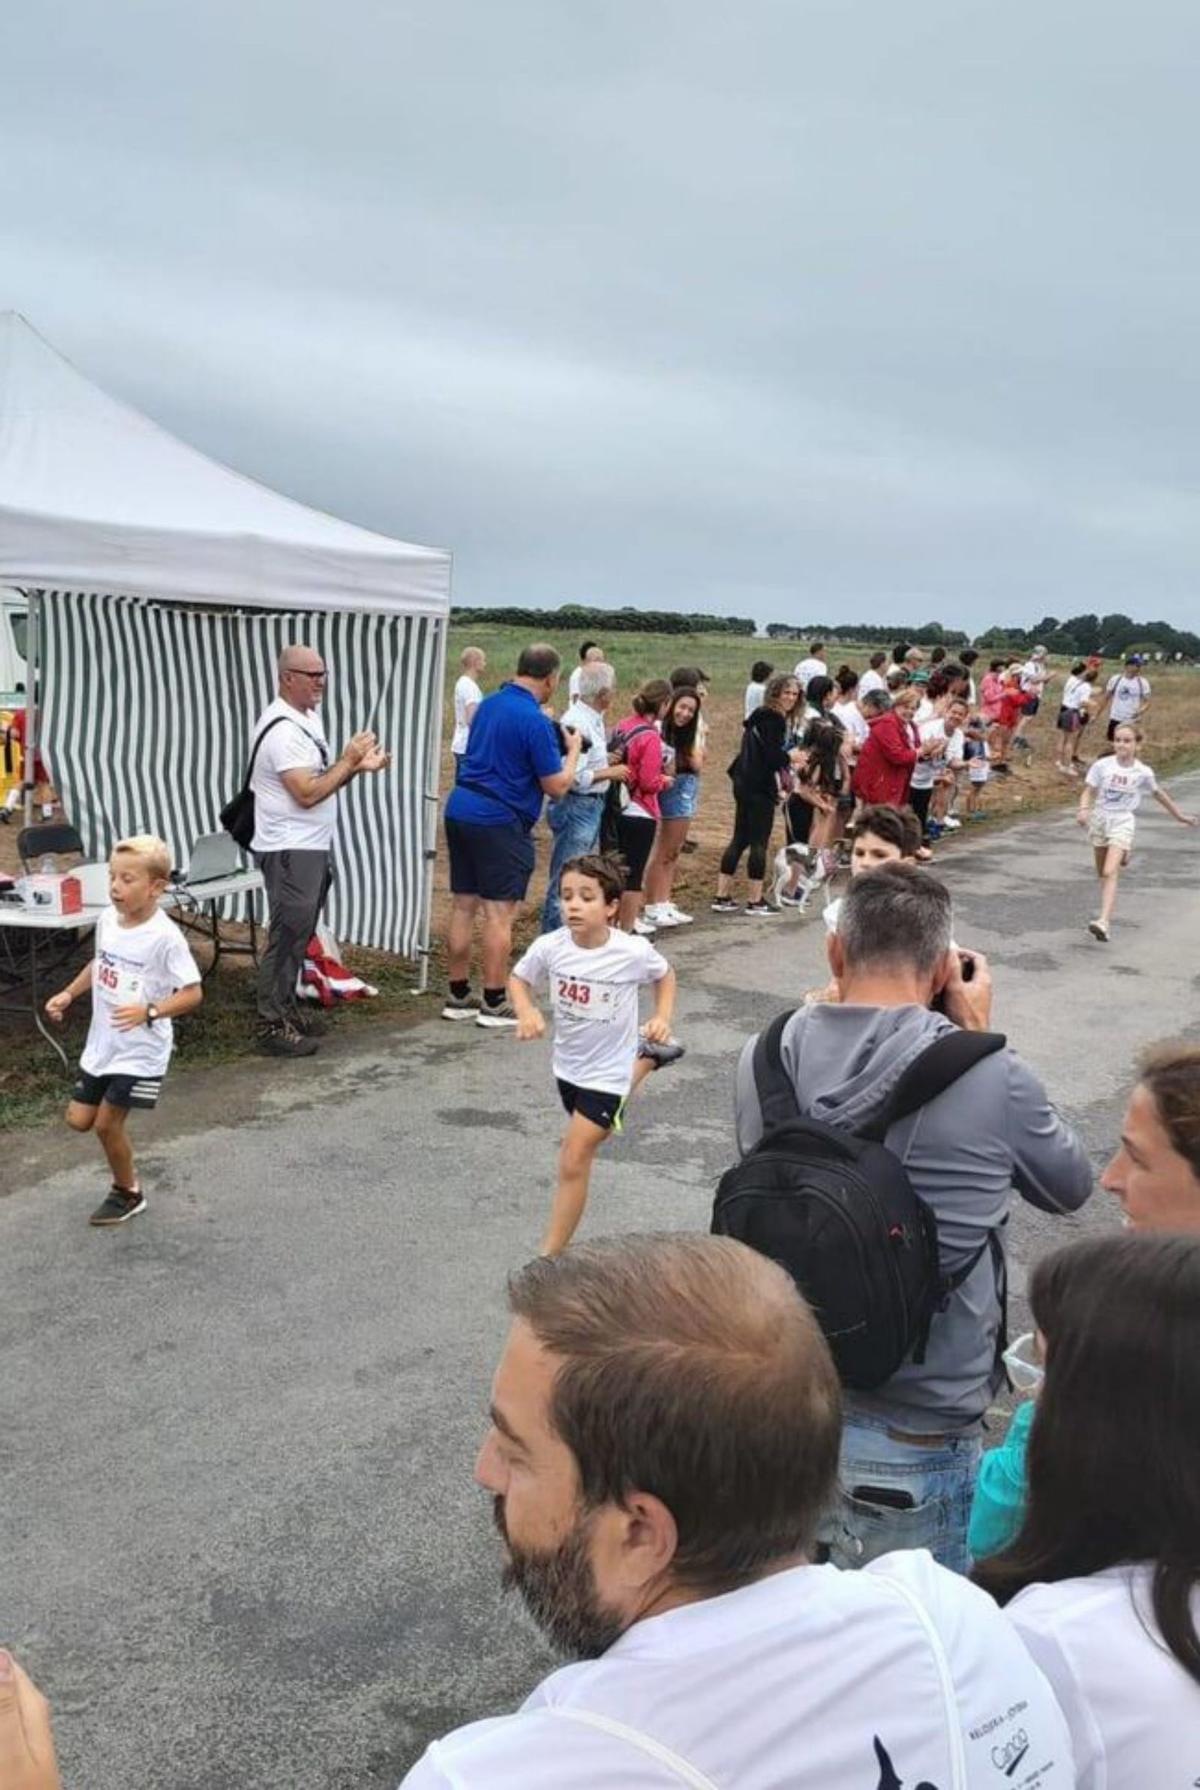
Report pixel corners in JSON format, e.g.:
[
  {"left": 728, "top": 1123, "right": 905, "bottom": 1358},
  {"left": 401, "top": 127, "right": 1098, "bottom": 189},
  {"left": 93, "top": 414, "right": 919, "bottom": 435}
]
[{"left": 399, "top": 1235, "right": 1073, "bottom": 1789}]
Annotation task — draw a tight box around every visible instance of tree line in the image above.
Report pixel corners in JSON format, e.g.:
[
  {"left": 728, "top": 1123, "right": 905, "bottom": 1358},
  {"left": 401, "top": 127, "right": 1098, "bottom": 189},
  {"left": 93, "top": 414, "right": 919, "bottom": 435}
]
[
  {"left": 450, "top": 604, "right": 1198, "bottom": 658},
  {"left": 450, "top": 604, "right": 756, "bottom": 636}
]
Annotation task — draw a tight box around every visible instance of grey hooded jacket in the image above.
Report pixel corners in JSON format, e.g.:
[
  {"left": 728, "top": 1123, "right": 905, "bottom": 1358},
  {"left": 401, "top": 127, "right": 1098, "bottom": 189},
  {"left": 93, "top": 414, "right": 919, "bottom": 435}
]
[{"left": 734, "top": 1002, "right": 1093, "bottom": 1432}]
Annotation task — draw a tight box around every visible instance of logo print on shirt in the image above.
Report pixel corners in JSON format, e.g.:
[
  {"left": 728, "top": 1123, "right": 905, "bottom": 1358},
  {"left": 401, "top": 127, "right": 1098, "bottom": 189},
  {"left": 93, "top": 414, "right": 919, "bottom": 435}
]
[{"left": 873, "top": 1735, "right": 939, "bottom": 1790}]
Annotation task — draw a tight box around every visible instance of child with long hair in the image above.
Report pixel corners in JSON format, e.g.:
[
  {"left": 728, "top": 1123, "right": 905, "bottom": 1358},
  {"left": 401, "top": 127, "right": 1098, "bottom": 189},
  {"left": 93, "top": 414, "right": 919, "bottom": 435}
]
[
  {"left": 643, "top": 685, "right": 704, "bottom": 929},
  {"left": 974, "top": 1232, "right": 1200, "bottom": 1783},
  {"left": 1076, "top": 722, "right": 1196, "bottom": 940},
  {"left": 509, "top": 853, "right": 682, "bottom": 1256}
]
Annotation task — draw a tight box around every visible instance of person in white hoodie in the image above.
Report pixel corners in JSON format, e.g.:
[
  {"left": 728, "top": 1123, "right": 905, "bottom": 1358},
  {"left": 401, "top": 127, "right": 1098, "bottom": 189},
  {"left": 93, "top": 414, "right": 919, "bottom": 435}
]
[{"left": 974, "top": 1231, "right": 1200, "bottom": 1789}]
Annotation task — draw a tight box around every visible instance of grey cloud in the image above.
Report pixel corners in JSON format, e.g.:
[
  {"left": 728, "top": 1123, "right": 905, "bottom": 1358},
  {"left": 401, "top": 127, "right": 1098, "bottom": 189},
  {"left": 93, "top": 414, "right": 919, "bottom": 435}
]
[{"left": 2, "top": 0, "right": 1198, "bottom": 626}]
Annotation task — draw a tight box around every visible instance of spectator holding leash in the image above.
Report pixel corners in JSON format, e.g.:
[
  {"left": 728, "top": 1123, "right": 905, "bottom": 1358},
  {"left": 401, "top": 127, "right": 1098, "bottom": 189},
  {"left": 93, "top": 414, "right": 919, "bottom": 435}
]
[{"left": 729, "top": 865, "right": 1092, "bottom": 1573}]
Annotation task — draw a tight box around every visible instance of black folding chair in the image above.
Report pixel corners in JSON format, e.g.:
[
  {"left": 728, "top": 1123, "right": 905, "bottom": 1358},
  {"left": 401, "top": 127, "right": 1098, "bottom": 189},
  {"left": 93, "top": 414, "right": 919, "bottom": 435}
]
[{"left": 16, "top": 822, "right": 85, "bottom": 871}]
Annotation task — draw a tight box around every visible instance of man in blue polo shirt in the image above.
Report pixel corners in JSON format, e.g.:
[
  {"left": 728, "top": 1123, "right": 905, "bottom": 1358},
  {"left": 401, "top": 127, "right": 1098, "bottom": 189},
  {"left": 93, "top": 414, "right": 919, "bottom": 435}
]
[{"left": 443, "top": 643, "right": 582, "bottom": 1027}]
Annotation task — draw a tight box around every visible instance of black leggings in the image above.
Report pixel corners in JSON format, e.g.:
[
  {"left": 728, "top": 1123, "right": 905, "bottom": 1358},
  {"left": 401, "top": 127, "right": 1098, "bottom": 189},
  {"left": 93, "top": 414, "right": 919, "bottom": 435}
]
[
  {"left": 909, "top": 785, "right": 933, "bottom": 833},
  {"left": 720, "top": 791, "right": 777, "bottom": 882}
]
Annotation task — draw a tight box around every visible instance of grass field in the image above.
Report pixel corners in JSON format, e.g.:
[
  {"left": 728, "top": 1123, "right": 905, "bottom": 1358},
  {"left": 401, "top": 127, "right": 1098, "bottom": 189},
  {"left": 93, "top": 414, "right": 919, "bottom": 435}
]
[{"left": 3, "top": 626, "right": 1198, "bottom": 1131}]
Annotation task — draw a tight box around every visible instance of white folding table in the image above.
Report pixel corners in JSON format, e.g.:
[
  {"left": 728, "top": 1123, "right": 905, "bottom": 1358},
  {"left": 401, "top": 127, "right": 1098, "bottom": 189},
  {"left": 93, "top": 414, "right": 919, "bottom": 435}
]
[{"left": 0, "top": 869, "right": 266, "bottom": 1068}]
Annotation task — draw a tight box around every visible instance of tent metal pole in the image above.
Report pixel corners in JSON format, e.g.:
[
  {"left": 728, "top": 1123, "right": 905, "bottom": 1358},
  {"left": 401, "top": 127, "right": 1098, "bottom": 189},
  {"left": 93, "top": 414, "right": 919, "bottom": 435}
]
[
  {"left": 22, "top": 588, "right": 41, "bottom": 832},
  {"left": 414, "top": 609, "right": 449, "bottom": 995}
]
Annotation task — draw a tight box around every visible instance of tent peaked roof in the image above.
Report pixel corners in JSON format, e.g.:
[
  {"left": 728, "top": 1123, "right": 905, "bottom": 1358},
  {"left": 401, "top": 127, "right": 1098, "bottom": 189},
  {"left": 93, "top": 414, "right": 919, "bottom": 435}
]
[{"left": 0, "top": 311, "right": 450, "bottom": 616}]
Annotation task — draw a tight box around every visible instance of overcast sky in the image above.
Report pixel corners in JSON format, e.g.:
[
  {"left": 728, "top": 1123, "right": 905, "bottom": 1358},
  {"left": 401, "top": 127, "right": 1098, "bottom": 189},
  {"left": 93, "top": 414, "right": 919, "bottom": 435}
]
[{"left": 3, "top": 1, "right": 1198, "bottom": 630}]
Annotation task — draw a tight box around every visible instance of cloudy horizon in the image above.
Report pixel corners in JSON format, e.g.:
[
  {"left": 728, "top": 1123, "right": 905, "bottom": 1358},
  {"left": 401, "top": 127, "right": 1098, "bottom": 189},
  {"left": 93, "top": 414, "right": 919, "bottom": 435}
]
[{"left": 3, "top": 1, "right": 1198, "bottom": 632}]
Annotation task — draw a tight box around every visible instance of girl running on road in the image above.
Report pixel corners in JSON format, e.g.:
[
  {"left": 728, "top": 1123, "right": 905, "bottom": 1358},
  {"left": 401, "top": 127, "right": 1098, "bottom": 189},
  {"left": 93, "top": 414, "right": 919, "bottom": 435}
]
[
  {"left": 1076, "top": 724, "right": 1196, "bottom": 941},
  {"left": 510, "top": 853, "right": 682, "bottom": 1255}
]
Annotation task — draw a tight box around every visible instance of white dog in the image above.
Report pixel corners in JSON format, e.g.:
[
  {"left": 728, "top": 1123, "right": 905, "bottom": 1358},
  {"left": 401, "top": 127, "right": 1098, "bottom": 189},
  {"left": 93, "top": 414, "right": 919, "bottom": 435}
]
[{"left": 772, "top": 841, "right": 843, "bottom": 913}]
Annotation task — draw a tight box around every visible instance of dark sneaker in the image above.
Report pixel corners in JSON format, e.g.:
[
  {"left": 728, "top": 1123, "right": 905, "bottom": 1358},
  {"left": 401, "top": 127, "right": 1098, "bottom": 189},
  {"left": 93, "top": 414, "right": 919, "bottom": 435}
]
[
  {"left": 638, "top": 1037, "right": 686, "bottom": 1069},
  {"left": 711, "top": 896, "right": 739, "bottom": 913},
  {"left": 779, "top": 891, "right": 806, "bottom": 909},
  {"left": 256, "top": 1021, "right": 319, "bottom": 1058},
  {"left": 89, "top": 1185, "right": 147, "bottom": 1226},
  {"left": 476, "top": 1000, "right": 518, "bottom": 1029},
  {"left": 441, "top": 991, "right": 482, "bottom": 1021},
  {"left": 290, "top": 1006, "right": 330, "bottom": 1036},
  {"left": 744, "top": 901, "right": 781, "bottom": 916}
]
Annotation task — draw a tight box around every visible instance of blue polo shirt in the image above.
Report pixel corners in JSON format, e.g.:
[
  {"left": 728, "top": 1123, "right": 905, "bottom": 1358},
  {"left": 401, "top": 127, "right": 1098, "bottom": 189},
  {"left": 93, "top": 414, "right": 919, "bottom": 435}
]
[{"left": 445, "top": 682, "right": 562, "bottom": 829}]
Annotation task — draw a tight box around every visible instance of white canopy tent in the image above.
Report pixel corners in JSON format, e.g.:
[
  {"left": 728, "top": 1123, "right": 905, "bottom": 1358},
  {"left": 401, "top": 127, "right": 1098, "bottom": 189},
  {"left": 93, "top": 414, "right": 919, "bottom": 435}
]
[{"left": 0, "top": 312, "right": 452, "bottom": 978}]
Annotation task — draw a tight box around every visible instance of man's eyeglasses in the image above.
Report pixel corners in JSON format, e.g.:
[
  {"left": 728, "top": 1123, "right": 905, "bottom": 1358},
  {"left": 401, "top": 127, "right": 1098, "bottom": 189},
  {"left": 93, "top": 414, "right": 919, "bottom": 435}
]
[{"left": 290, "top": 668, "right": 328, "bottom": 680}]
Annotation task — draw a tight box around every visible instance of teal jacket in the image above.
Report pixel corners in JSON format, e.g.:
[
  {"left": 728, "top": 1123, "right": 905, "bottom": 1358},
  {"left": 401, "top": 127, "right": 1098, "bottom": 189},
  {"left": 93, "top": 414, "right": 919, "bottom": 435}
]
[{"left": 969, "top": 1399, "right": 1035, "bottom": 1561}]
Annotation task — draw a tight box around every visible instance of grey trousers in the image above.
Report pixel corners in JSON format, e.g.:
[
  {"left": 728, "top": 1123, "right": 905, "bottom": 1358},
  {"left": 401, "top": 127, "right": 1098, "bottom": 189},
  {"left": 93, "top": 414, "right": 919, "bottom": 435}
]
[{"left": 256, "top": 849, "right": 332, "bottom": 1024}]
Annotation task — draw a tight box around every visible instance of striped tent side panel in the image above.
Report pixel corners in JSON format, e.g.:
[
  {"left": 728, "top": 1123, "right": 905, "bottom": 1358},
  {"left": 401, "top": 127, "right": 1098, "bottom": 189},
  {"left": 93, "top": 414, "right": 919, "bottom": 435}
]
[{"left": 38, "top": 591, "right": 437, "bottom": 957}]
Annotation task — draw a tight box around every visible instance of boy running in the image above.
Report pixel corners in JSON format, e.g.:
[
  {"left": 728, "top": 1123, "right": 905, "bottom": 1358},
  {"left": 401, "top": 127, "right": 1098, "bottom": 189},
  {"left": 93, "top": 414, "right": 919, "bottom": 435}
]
[
  {"left": 509, "top": 853, "right": 682, "bottom": 1256},
  {"left": 1076, "top": 724, "right": 1196, "bottom": 941},
  {"left": 45, "top": 835, "right": 202, "bottom": 1224}
]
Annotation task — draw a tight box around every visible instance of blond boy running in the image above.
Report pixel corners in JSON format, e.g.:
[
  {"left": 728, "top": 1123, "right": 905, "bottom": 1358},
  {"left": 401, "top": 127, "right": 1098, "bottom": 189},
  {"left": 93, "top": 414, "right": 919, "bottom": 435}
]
[{"left": 45, "top": 835, "right": 202, "bottom": 1224}]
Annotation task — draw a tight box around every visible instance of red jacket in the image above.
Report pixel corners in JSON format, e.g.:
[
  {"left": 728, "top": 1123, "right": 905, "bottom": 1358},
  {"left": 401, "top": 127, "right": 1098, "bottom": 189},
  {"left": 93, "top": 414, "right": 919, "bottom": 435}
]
[{"left": 853, "top": 709, "right": 918, "bottom": 807}]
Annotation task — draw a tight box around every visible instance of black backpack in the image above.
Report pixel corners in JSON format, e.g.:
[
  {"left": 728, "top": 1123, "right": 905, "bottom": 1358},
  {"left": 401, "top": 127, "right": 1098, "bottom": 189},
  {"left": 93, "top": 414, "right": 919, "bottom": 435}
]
[{"left": 712, "top": 1013, "right": 1007, "bottom": 1390}]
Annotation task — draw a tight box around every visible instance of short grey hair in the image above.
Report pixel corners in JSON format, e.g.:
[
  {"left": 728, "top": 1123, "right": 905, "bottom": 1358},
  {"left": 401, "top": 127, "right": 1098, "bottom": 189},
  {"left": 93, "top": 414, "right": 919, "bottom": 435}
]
[
  {"left": 577, "top": 661, "right": 616, "bottom": 701},
  {"left": 861, "top": 689, "right": 891, "bottom": 715},
  {"left": 837, "top": 864, "right": 952, "bottom": 977}
]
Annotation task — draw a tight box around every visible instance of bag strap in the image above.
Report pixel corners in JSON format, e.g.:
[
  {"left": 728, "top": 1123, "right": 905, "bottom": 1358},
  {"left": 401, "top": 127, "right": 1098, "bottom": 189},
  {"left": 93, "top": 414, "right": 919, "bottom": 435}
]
[
  {"left": 751, "top": 1009, "right": 803, "bottom": 1135},
  {"left": 454, "top": 777, "right": 532, "bottom": 831},
  {"left": 860, "top": 1029, "right": 1007, "bottom": 1143},
  {"left": 240, "top": 715, "right": 291, "bottom": 793}
]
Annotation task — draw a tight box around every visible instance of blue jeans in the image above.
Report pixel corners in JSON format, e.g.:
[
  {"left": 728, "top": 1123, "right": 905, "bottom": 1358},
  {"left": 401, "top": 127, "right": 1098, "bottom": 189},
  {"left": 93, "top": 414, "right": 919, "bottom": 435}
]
[
  {"left": 541, "top": 792, "right": 604, "bottom": 931},
  {"left": 821, "top": 1409, "right": 983, "bottom": 1576}
]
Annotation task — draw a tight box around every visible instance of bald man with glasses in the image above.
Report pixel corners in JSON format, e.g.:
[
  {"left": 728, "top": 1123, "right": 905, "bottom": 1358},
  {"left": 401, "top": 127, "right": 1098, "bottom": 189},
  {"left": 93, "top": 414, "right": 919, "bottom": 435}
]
[{"left": 249, "top": 645, "right": 390, "bottom": 1057}]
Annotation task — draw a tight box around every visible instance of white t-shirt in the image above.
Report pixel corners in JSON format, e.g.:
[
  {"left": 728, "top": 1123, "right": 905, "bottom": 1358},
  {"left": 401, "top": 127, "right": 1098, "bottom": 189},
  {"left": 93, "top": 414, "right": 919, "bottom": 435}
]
[
  {"left": 1010, "top": 1565, "right": 1200, "bottom": 1790},
  {"left": 1105, "top": 674, "right": 1150, "bottom": 723},
  {"left": 452, "top": 675, "right": 483, "bottom": 755},
  {"left": 858, "top": 667, "right": 886, "bottom": 698},
  {"left": 1061, "top": 674, "right": 1092, "bottom": 713},
  {"left": 1020, "top": 658, "right": 1049, "bottom": 694},
  {"left": 567, "top": 666, "right": 584, "bottom": 701},
  {"left": 1085, "top": 755, "right": 1157, "bottom": 814},
  {"left": 400, "top": 1551, "right": 1074, "bottom": 1790},
  {"left": 795, "top": 656, "right": 826, "bottom": 689},
  {"left": 832, "top": 699, "right": 868, "bottom": 748},
  {"left": 910, "top": 716, "right": 948, "bottom": 790},
  {"left": 250, "top": 698, "right": 336, "bottom": 852},
  {"left": 81, "top": 906, "right": 201, "bottom": 1079},
  {"left": 512, "top": 927, "right": 669, "bottom": 1094},
  {"left": 743, "top": 680, "right": 767, "bottom": 719}
]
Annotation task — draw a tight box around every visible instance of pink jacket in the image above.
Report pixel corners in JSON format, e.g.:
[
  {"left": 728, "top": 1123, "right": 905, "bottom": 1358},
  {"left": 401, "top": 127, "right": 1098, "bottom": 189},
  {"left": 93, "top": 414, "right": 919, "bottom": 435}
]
[{"left": 614, "top": 715, "right": 668, "bottom": 820}]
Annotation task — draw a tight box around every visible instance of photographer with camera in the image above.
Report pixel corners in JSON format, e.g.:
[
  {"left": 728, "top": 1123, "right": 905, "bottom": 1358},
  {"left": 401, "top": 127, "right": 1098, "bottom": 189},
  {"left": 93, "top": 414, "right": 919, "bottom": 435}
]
[
  {"left": 730, "top": 863, "right": 1093, "bottom": 1574},
  {"left": 539, "top": 661, "right": 626, "bottom": 933}
]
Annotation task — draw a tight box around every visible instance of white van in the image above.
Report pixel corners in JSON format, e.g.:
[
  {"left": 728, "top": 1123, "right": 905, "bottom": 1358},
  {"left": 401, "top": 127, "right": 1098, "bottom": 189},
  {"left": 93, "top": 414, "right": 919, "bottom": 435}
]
[{"left": 0, "top": 589, "right": 29, "bottom": 700}]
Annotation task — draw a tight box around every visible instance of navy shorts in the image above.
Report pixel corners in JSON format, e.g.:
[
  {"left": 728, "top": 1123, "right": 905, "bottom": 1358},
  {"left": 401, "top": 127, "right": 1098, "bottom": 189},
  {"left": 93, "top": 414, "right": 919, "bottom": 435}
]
[
  {"left": 72, "top": 1068, "right": 163, "bottom": 1110},
  {"left": 557, "top": 1079, "right": 626, "bottom": 1131},
  {"left": 445, "top": 817, "right": 535, "bottom": 902}
]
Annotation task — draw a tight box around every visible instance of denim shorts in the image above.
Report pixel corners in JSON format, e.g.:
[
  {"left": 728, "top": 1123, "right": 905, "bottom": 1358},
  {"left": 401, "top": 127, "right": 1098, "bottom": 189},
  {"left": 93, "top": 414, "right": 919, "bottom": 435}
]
[{"left": 659, "top": 771, "right": 699, "bottom": 820}]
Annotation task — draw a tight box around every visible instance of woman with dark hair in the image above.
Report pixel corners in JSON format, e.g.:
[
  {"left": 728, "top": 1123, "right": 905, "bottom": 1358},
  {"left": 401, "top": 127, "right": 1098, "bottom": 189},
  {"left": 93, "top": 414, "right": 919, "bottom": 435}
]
[
  {"left": 643, "top": 686, "right": 705, "bottom": 929},
  {"left": 712, "top": 673, "right": 801, "bottom": 915},
  {"left": 1102, "top": 1040, "right": 1200, "bottom": 1230},
  {"left": 974, "top": 1232, "right": 1200, "bottom": 1783},
  {"left": 803, "top": 673, "right": 836, "bottom": 719}
]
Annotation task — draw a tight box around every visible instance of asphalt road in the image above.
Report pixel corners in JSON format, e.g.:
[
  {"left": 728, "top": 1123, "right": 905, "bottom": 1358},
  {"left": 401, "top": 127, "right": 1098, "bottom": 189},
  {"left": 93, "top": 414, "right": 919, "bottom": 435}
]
[{"left": 3, "top": 774, "right": 1198, "bottom": 1790}]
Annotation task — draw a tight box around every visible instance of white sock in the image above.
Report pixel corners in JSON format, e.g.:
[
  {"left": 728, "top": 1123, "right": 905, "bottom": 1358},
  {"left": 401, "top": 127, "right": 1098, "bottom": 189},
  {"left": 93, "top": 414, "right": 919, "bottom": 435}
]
[{"left": 41, "top": 803, "right": 53, "bottom": 819}]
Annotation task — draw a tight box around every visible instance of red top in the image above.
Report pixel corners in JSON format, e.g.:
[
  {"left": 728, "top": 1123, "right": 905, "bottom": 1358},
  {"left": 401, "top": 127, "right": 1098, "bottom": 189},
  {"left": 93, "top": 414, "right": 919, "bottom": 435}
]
[
  {"left": 613, "top": 715, "right": 668, "bottom": 820},
  {"left": 997, "top": 688, "right": 1030, "bottom": 729},
  {"left": 852, "top": 708, "right": 919, "bottom": 807}
]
